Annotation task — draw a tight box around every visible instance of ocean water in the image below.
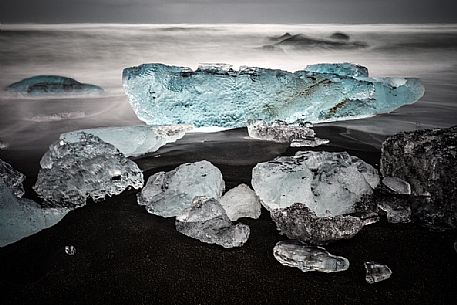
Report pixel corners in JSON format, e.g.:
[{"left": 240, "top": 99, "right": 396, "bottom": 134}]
[{"left": 1, "top": 23, "right": 457, "bottom": 156}]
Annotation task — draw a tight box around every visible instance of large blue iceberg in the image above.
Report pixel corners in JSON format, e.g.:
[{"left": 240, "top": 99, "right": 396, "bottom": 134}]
[
  {"left": 123, "top": 63, "right": 424, "bottom": 128},
  {"left": 6, "top": 75, "right": 103, "bottom": 96}
]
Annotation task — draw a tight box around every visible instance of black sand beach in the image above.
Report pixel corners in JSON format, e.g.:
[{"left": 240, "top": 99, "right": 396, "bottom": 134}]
[{"left": 1, "top": 127, "right": 456, "bottom": 305}]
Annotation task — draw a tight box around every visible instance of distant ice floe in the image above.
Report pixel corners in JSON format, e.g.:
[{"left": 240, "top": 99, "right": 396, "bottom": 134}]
[
  {"left": 27, "top": 112, "right": 87, "bottom": 122},
  {"left": 5, "top": 75, "right": 103, "bottom": 96}
]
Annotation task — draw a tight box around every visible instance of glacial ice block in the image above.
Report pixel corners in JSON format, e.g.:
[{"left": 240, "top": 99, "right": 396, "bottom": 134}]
[
  {"left": 273, "top": 240, "right": 349, "bottom": 273},
  {"left": 1, "top": 183, "right": 69, "bottom": 247},
  {"left": 61, "top": 125, "right": 192, "bottom": 157},
  {"left": 6, "top": 75, "right": 103, "bottom": 96},
  {"left": 252, "top": 151, "right": 379, "bottom": 216},
  {"left": 175, "top": 196, "right": 250, "bottom": 248},
  {"left": 122, "top": 63, "right": 424, "bottom": 128},
  {"left": 137, "top": 160, "right": 225, "bottom": 217},
  {"left": 34, "top": 133, "right": 144, "bottom": 207},
  {"left": 0, "top": 158, "right": 25, "bottom": 198}
]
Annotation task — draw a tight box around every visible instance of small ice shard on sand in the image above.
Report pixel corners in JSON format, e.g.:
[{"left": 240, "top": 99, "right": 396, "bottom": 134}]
[
  {"left": 65, "top": 245, "right": 76, "bottom": 255},
  {"left": 61, "top": 125, "right": 193, "bottom": 157},
  {"left": 273, "top": 240, "right": 349, "bottom": 273},
  {"left": 34, "top": 133, "right": 144, "bottom": 208},
  {"left": 1, "top": 183, "right": 69, "bottom": 247},
  {"left": 138, "top": 160, "right": 225, "bottom": 217},
  {"left": 381, "top": 126, "right": 457, "bottom": 229},
  {"left": 252, "top": 151, "right": 379, "bottom": 216},
  {"left": 219, "top": 183, "right": 262, "bottom": 221},
  {"left": 382, "top": 177, "right": 411, "bottom": 195},
  {"left": 247, "top": 120, "right": 329, "bottom": 147},
  {"left": 175, "top": 196, "right": 250, "bottom": 248},
  {"left": 304, "top": 63, "right": 369, "bottom": 77},
  {"left": 364, "top": 262, "right": 392, "bottom": 284},
  {"left": 6, "top": 75, "right": 103, "bottom": 96},
  {"left": 454, "top": 240, "right": 457, "bottom": 253},
  {"left": 271, "top": 203, "right": 367, "bottom": 245},
  {"left": 122, "top": 63, "right": 424, "bottom": 128},
  {"left": 0, "top": 159, "right": 25, "bottom": 198}
]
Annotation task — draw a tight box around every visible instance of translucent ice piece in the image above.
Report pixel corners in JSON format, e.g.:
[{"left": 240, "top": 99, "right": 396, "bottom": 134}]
[
  {"left": 138, "top": 160, "right": 225, "bottom": 217},
  {"left": 0, "top": 158, "right": 25, "bottom": 198},
  {"left": 273, "top": 240, "right": 349, "bottom": 273},
  {"left": 219, "top": 184, "right": 261, "bottom": 221},
  {"left": 61, "top": 125, "right": 192, "bottom": 157},
  {"left": 0, "top": 183, "right": 69, "bottom": 247},
  {"left": 252, "top": 151, "right": 379, "bottom": 216},
  {"left": 175, "top": 196, "right": 250, "bottom": 248},
  {"left": 34, "top": 133, "right": 144, "bottom": 207}
]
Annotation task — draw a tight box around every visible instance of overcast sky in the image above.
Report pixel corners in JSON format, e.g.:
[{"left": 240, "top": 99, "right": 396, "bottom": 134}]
[{"left": 1, "top": 0, "right": 457, "bottom": 23}]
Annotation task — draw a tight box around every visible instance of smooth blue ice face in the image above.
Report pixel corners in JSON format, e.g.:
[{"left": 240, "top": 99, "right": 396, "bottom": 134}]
[
  {"left": 303, "top": 63, "right": 369, "bottom": 77},
  {"left": 122, "top": 63, "right": 424, "bottom": 128},
  {"left": 6, "top": 75, "right": 103, "bottom": 95}
]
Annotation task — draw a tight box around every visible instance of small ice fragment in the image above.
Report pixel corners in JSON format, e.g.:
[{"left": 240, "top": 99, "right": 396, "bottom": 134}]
[
  {"left": 273, "top": 240, "right": 349, "bottom": 273},
  {"left": 364, "top": 261, "right": 392, "bottom": 284},
  {"left": 382, "top": 177, "right": 411, "bottom": 195},
  {"left": 65, "top": 245, "right": 76, "bottom": 255},
  {"left": 0, "top": 158, "right": 25, "bottom": 198},
  {"left": 219, "top": 184, "right": 261, "bottom": 221}
]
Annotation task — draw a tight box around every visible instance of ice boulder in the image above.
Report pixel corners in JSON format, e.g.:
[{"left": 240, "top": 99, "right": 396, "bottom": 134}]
[
  {"left": 273, "top": 240, "right": 349, "bottom": 273},
  {"left": 122, "top": 63, "right": 424, "bottom": 128},
  {"left": 252, "top": 151, "right": 379, "bottom": 216},
  {"left": 247, "top": 120, "right": 329, "bottom": 147},
  {"left": 380, "top": 126, "right": 457, "bottom": 229},
  {"left": 61, "top": 125, "right": 192, "bottom": 157},
  {"left": 271, "top": 203, "right": 371, "bottom": 245},
  {"left": 6, "top": 75, "right": 103, "bottom": 96},
  {"left": 175, "top": 196, "right": 250, "bottom": 248},
  {"left": 0, "top": 158, "right": 25, "bottom": 198},
  {"left": 34, "top": 133, "right": 144, "bottom": 208},
  {"left": 219, "top": 184, "right": 262, "bottom": 221},
  {"left": 138, "top": 160, "right": 225, "bottom": 217}
]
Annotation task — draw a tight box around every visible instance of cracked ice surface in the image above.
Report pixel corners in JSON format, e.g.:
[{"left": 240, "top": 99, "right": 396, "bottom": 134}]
[
  {"left": 123, "top": 63, "right": 424, "bottom": 128},
  {"left": 219, "top": 183, "right": 262, "bottom": 221},
  {"left": 273, "top": 240, "right": 349, "bottom": 273},
  {"left": 0, "top": 159, "right": 25, "bottom": 198},
  {"left": 303, "top": 63, "right": 369, "bottom": 77},
  {"left": 247, "top": 120, "right": 329, "bottom": 147},
  {"left": 252, "top": 151, "right": 379, "bottom": 216},
  {"left": 61, "top": 125, "right": 192, "bottom": 157},
  {"left": 175, "top": 196, "right": 250, "bottom": 248},
  {"left": 138, "top": 160, "right": 225, "bottom": 217},
  {"left": 34, "top": 133, "right": 144, "bottom": 207}
]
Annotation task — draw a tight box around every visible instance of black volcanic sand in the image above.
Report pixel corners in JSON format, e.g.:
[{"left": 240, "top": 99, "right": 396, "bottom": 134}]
[{"left": 1, "top": 126, "right": 456, "bottom": 305}]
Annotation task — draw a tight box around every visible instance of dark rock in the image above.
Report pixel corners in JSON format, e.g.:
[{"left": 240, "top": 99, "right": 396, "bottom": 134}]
[
  {"left": 330, "top": 32, "right": 351, "bottom": 41},
  {"left": 380, "top": 126, "right": 457, "bottom": 229}
]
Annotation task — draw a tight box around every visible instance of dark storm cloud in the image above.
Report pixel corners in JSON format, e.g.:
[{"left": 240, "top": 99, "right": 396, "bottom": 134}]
[{"left": 1, "top": 0, "right": 457, "bottom": 23}]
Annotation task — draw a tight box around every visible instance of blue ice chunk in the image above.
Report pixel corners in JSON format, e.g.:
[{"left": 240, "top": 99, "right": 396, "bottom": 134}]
[
  {"left": 122, "top": 63, "right": 424, "bottom": 128},
  {"left": 6, "top": 75, "right": 103, "bottom": 95},
  {"left": 303, "top": 63, "right": 369, "bottom": 77}
]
